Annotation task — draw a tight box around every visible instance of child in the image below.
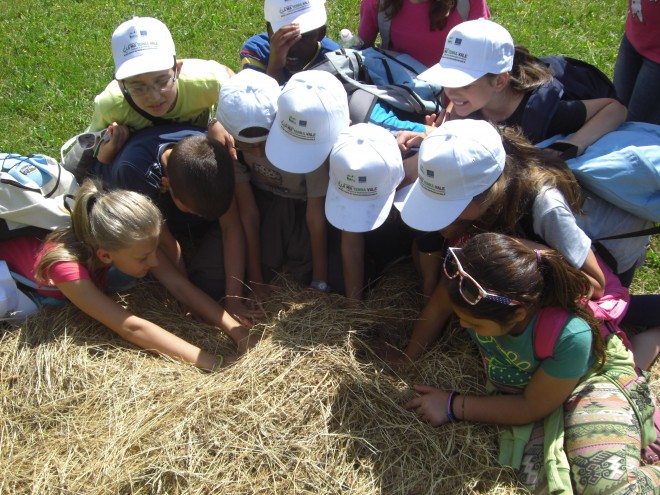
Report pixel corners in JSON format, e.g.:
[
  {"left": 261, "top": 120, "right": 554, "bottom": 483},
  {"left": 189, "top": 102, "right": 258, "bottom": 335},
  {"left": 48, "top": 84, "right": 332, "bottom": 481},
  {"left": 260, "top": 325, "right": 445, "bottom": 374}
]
[
  {"left": 92, "top": 128, "right": 259, "bottom": 323},
  {"left": 264, "top": 69, "right": 351, "bottom": 292},
  {"left": 358, "top": 0, "right": 490, "bottom": 68},
  {"left": 240, "top": 0, "right": 339, "bottom": 84},
  {"left": 325, "top": 123, "right": 412, "bottom": 300},
  {"left": 0, "top": 180, "right": 253, "bottom": 371},
  {"left": 403, "top": 232, "right": 660, "bottom": 492},
  {"left": 398, "top": 18, "right": 626, "bottom": 154},
  {"left": 88, "top": 16, "right": 235, "bottom": 165},
  {"left": 216, "top": 68, "right": 330, "bottom": 293},
  {"left": 393, "top": 119, "right": 655, "bottom": 362}
]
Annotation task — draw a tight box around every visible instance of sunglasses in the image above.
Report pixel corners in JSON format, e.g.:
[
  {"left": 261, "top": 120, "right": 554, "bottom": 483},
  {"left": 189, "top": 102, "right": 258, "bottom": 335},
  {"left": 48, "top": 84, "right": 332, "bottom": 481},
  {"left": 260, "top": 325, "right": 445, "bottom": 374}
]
[
  {"left": 77, "top": 130, "right": 112, "bottom": 158},
  {"left": 444, "top": 247, "right": 522, "bottom": 306}
]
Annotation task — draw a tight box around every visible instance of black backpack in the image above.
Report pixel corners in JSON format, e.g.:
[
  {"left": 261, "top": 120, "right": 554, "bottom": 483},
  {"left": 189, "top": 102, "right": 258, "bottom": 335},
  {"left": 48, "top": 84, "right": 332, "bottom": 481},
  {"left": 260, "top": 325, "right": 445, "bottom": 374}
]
[{"left": 521, "top": 56, "right": 618, "bottom": 144}]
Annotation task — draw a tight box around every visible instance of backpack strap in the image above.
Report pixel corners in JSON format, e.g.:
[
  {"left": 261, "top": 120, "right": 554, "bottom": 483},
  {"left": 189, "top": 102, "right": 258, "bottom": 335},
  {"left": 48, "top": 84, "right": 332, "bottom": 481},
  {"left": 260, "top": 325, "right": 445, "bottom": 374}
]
[
  {"left": 533, "top": 307, "right": 570, "bottom": 361},
  {"left": 456, "top": 0, "right": 471, "bottom": 21},
  {"left": 348, "top": 88, "right": 379, "bottom": 124},
  {"left": 377, "top": 0, "right": 392, "bottom": 50}
]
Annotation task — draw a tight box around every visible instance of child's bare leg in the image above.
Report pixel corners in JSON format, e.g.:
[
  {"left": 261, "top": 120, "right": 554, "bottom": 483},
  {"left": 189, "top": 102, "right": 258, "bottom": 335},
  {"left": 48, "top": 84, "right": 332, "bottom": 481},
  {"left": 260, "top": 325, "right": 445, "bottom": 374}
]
[{"left": 630, "top": 327, "right": 660, "bottom": 370}]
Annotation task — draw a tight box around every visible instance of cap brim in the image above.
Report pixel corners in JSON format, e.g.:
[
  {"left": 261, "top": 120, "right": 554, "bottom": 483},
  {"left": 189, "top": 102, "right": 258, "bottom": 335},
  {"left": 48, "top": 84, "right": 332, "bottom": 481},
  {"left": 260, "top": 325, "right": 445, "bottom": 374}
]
[
  {"left": 115, "top": 54, "right": 174, "bottom": 80},
  {"left": 418, "top": 63, "right": 484, "bottom": 89},
  {"left": 394, "top": 181, "right": 470, "bottom": 232},
  {"left": 266, "top": 123, "right": 331, "bottom": 173},
  {"left": 270, "top": 10, "right": 327, "bottom": 34},
  {"left": 325, "top": 180, "right": 395, "bottom": 233}
]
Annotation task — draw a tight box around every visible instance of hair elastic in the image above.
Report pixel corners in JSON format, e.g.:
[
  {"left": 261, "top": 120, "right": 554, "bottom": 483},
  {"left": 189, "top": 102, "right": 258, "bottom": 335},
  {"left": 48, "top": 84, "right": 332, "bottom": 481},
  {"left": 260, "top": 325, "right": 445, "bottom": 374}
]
[{"left": 534, "top": 249, "right": 542, "bottom": 263}]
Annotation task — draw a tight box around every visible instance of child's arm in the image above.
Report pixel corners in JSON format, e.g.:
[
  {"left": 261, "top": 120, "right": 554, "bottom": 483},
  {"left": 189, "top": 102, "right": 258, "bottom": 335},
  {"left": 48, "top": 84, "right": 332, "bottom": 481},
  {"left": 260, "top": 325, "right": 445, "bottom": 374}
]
[
  {"left": 579, "top": 250, "right": 606, "bottom": 299},
  {"left": 306, "top": 196, "right": 328, "bottom": 289},
  {"left": 158, "top": 224, "right": 186, "bottom": 275},
  {"left": 234, "top": 181, "right": 268, "bottom": 292},
  {"left": 150, "top": 247, "right": 255, "bottom": 354},
  {"left": 95, "top": 122, "right": 131, "bottom": 165},
  {"left": 219, "top": 197, "right": 265, "bottom": 322},
  {"left": 399, "top": 278, "right": 454, "bottom": 362},
  {"left": 341, "top": 231, "right": 366, "bottom": 300},
  {"left": 56, "top": 278, "right": 222, "bottom": 371},
  {"left": 554, "top": 98, "right": 627, "bottom": 156},
  {"left": 404, "top": 368, "right": 580, "bottom": 426}
]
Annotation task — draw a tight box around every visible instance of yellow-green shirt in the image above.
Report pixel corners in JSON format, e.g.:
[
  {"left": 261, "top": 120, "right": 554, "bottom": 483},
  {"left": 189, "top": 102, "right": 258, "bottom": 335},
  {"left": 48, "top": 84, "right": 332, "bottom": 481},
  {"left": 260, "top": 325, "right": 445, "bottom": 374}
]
[{"left": 88, "top": 59, "right": 232, "bottom": 132}]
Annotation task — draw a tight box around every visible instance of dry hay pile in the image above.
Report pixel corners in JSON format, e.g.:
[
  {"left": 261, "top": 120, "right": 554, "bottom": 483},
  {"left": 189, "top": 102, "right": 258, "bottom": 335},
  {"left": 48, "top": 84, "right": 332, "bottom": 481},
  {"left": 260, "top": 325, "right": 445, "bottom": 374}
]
[{"left": 1, "top": 265, "right": 656, "bottom": 495}]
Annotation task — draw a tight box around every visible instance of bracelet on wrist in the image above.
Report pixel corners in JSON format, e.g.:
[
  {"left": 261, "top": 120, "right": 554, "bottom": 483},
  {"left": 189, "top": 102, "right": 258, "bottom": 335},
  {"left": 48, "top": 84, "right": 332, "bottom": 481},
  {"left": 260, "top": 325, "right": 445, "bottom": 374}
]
[
  {"left": 212, "top": 354, "right": 224, "bottom": 372},
  {"left": 446, "top": 391, "right": 459, "bottom": 423},
  {"left": 310, "top": 280, "right": 331, "bottom": 293}
]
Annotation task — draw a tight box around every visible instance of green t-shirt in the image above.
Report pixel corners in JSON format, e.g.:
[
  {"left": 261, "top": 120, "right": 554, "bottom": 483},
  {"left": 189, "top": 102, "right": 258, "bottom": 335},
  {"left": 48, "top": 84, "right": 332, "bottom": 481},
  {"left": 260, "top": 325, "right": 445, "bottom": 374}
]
[
  {"left": 88, "top": 59, "right": 231, "bottom": 132},
  {"left": 467, "top": 311, "right": 593, "bottom": 391}
]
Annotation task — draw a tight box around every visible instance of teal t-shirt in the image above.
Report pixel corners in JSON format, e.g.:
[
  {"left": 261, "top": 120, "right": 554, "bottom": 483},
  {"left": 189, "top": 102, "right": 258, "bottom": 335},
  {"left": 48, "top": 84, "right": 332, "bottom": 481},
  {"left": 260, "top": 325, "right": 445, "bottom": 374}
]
[{"left": 467, "top": 311, "right": 594, "bottom": 391}]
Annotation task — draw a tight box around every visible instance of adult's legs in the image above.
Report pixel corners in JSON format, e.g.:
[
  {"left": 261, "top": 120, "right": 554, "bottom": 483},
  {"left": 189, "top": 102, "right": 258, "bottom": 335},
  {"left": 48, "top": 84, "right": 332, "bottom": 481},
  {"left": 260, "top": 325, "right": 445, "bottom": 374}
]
[{"left": 614, "top": 34, "right": 660, "bottom": 125}]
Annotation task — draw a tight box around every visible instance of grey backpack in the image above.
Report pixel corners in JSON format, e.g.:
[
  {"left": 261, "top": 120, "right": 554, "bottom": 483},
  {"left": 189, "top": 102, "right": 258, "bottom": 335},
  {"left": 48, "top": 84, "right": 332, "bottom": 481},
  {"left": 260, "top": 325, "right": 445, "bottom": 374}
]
[{"left": 311, "top": 47, "right": 443, "bottom": 125}]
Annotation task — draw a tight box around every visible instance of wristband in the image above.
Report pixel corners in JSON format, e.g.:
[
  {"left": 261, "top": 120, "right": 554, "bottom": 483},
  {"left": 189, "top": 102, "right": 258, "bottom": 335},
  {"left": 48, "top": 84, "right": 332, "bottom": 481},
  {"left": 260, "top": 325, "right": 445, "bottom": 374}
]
[
  {"left": 212, "top": 354, "right": 224, "bottom": 372},
  {"left": 310, "top": 280, "right": 331, "bottom": 292},
  {"left": 446, "top": 391, "right": 459, "bottom": 423}
]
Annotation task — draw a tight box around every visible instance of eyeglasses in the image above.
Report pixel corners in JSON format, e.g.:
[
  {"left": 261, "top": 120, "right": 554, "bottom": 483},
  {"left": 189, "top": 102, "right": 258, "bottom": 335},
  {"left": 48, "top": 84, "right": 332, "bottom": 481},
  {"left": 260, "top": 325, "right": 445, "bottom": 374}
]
[
  {"left": 122, "top": 69, "right": 177, "bottom": 97},
  {"left": 444, "top": 247, "right": 522, "bottom": 306}
]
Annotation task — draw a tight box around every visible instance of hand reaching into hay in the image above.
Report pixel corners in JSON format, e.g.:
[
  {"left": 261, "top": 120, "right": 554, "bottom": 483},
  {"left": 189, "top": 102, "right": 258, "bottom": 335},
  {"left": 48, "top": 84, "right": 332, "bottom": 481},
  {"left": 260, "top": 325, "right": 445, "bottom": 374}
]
[{"left": 403, "top": 385, "right": 454, "bottom": 427}]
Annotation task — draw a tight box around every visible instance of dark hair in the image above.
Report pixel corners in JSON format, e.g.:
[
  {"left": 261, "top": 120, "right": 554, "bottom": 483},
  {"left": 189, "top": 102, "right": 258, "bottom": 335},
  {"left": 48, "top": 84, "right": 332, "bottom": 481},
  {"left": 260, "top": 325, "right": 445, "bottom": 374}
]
[
  {"left": 167, "top": 135, "right": 235, "bottom": 220},
  {"left": 381, "top": 0, "right": 458, "bottom": 31},
  {"left": 447, "top": 232, "right": 606, "bottom": 368},
  {"left": 466, "top": 126, "right": 583, "bottom": 236},
  {"left": 37, "top": 179, "right": 162, "bottom": 285}
]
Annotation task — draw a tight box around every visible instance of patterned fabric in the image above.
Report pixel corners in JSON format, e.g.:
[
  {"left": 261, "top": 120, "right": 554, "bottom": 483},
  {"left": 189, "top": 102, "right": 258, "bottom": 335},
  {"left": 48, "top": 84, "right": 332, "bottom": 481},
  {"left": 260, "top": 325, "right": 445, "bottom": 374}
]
[{"left": 517, "top": 338, "right": 660, "bottom": 494}]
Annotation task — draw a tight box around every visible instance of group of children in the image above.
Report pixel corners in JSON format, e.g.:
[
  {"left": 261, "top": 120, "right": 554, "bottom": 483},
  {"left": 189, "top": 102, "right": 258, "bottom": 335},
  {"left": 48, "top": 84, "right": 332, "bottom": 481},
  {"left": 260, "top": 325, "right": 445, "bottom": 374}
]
[{"left": 2, "top": 0, "right": 659, "bottom": 491}]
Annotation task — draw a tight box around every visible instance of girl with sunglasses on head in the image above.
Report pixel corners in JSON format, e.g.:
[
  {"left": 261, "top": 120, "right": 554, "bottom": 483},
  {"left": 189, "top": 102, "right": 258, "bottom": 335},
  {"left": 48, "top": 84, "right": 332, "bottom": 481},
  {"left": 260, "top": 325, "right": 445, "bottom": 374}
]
[
  {"left": 404, "top": 232, "right": 660, "bottom": 493},
  {"left": 0, "top": 179, "right": 254, "bottom": 371}
]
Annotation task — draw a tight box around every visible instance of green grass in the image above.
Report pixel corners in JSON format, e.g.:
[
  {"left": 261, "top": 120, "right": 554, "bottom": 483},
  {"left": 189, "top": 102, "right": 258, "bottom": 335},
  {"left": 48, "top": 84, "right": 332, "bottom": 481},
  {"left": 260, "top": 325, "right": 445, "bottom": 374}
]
[{"left": 0, "top": 0, "right": 656, "bottom": 295}]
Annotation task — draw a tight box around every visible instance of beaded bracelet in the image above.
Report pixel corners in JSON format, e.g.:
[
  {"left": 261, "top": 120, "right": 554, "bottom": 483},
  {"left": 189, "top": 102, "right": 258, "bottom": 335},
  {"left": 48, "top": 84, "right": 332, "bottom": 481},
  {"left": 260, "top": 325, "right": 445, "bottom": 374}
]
[{"left": 446, "top": 391, "right": 459, "bottom": 423}]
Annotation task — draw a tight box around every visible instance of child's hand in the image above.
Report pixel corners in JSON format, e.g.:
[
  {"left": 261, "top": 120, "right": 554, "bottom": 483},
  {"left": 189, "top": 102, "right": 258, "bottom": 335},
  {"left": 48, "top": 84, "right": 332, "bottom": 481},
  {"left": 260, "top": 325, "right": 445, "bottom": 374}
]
[
  {"left": 96, "top": 123, "right": 130, "bottom": 165},
  {"left": 208, "top": 119, "right": 237, "bottom": 160},
  {"left": 225, "top": 296, "right": 266, "bottom": 326},
  {"left": 268, "top": 23, "right": 302, "bottom": 79},
  {"left": 396, "top": 130, "right": 425, "bottom": 154},
  {"left": 402, "top": 384, "right": 450, "bottom": 427}
]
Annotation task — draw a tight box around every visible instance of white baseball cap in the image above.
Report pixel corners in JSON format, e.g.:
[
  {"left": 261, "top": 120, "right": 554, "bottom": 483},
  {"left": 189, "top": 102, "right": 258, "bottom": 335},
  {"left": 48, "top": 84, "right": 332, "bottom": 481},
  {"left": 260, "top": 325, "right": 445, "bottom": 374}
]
[
  {"left": 112, "top": 17, "right": 176, "bottom": 80},
  {"left": 266, "top": 70, "right": 349, "bottom": 173},
  {"left": 216, "top": 70, "right": 281, "bottom": 143},
  {"left": 264, "top": 0, "right": 328, "bottom": 34},
  {"left": 0, "top": 261, "right": 38, "bottom": 322},
  {"left": 395, "top": 119, "right": 506, "bottom": 232},
  {"left": 326, "top": 124, "right": 404, "bottom": 233},
  {"left": 418, "top": 19, "right": 514, "bottom": 88}
]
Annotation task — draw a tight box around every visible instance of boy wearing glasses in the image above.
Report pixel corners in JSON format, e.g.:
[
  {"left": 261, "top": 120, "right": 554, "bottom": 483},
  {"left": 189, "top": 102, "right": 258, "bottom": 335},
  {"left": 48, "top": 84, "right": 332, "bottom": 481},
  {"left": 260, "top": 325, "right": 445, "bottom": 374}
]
[
  {"left": 88, "top": 16, "right": 235, "bottom": 166},
  {"left": 240, "top": 0, "right": 338, "bottom": 84}
]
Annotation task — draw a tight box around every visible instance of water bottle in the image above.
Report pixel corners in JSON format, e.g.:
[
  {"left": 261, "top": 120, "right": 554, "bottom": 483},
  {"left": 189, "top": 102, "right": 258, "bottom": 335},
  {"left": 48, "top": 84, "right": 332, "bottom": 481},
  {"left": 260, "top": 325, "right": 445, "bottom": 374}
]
[{"left": 339, "top": 29, "right": 363, "bottom": 49}]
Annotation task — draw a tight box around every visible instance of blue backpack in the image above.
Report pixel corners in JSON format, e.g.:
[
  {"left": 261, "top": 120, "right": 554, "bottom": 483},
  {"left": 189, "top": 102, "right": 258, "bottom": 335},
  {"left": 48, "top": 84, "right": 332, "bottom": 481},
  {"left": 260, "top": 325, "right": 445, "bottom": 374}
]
[
  {"left": 538, "top": 122, "right": 660, "bottom": 224},
  {"left": 522, "top": 56, "right": 618, "bottom": 144}
]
